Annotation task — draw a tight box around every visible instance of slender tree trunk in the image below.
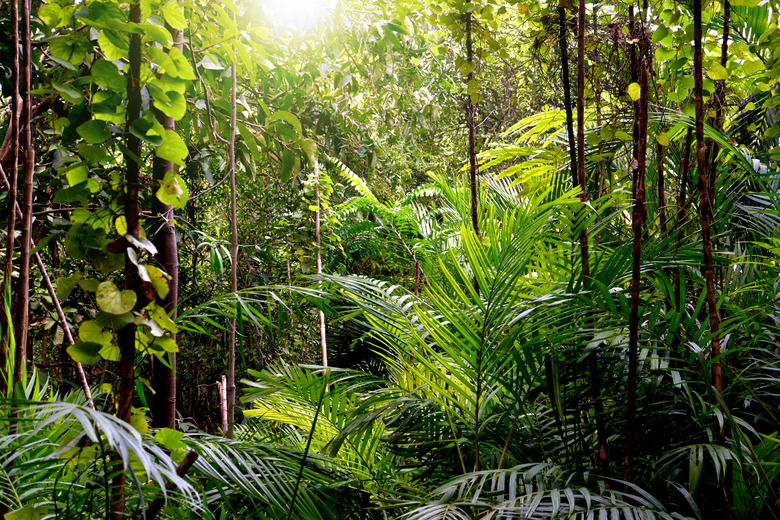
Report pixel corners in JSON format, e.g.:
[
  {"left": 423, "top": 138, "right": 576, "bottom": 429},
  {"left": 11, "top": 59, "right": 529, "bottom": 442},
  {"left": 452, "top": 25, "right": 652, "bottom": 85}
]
[
  {"left": 625, "top": 34, "right": 649, "bottom": 487},
  {"left": 227, "top": 38, "right": 238, "bottom": 436},
  {"left": 111, "top": 0, "right": 143, "bottom": 516},
  {"left": 1, "top": 0, "right": 21, "bottom": 396},
  {"left": 694, "top": 0, "right": 731, "bottom": 516},
  {"left": 575, "top": 0, "right": 607, "bottom": 474},
  {"left": 657, "top": 142, "right": 667, "bottom": 235},
  {"left": 465, "top": 7, "right": 481, "bottom": 239},
  {"left": 576, "top": 0, "right": 589, "bottom": 281},
  {"left": 12, "top": 0, "right": 34, "bottom": 387},
  {"left": 593, "top": 4, "right": 605, "bottom": 204},
  {"left": 314, "top": 162, "right": 327, "bottom": 367},
  {"left": 558, "top": 2, "right": 577, "bottom": 188},
  {"left": 151, "top": 26, "right": 183, "bottom": 430}
]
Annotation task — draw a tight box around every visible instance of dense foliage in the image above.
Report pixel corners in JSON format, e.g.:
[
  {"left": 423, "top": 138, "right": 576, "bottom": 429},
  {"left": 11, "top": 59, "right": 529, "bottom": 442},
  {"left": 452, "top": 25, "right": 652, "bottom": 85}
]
[{"left": 2, "top": 0, "right": 780, "bottom": 518}]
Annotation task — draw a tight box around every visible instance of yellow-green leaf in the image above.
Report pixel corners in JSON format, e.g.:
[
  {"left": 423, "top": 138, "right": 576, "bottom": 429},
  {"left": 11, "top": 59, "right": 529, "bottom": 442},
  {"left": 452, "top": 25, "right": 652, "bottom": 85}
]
[
  {"left": 96, "top": 281, "right": 137, "bottom": 314},
  {"left": 657, "top": 132, "right": 670, "bottom": 146},
  {"left": 707, "top": 63, "right": 728, "bottom": 80},
  {"left": 146, "top": 265, "right": 171, "bottom": 299},
  {"left": 627, "top": 82, "right": 641, "bottom": 102},
  {"left": 161, "top": 0, "right": 187, "bottom": 30},
  {"left": 156, "top": 170, "right": 189, "bottom": 209}
]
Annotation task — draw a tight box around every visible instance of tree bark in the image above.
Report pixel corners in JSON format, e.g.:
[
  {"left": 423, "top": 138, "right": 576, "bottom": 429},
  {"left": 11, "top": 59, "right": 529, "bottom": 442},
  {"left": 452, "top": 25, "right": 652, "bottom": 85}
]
[
  {"left": 1, "top": 0, "right": 21, "bottom": 396},
  {"left": 227, "top": 37, "right": 238, "bottom": 437},
  {"left": 151, "top": 26, "right": 183, "bottom": 430},
  {"left": 576, "top": 0, "right": 589, "bottom": 281},
  {"left": 12, "top": 0, "right": 34, "bottom": 388},
  {"left": 625, "top": 30, "right": 649, "bottom": 486},
  {"left": 465, "top": 7, "right": 481, "bottom": 240},
  {"left": 314, "top": 162, "right": 328, "bottom": 367},
  {"left": 111, "top": 0, "right": 143, "bottom": 516},
  {"left": 694, "top": 0, "right": 731, "bottom": 517},
  {"left": 558, "top": 2, "right": 577, "bottom": 189}
]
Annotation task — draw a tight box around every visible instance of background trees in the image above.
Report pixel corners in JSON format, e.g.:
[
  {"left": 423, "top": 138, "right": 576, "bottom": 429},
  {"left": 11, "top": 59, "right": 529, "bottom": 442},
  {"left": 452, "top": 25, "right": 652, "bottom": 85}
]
[{"left": 2, "top": 0, "right": 780, "bottom": 518}]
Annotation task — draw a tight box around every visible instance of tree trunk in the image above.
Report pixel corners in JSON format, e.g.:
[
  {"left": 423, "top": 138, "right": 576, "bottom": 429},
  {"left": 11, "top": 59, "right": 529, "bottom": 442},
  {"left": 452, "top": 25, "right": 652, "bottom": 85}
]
[
  {"left": 465, "top": 7, "right": 481, "bottom": 239},
  {"left": 624, "top": 29, "right": 649, "bottom": 486},
  {"left": 12, "top": 0, "right": 34, "bottom": 388},
  {"left": 111, "top": 0, "right": 143, "bottom": 516},
  {"left": 314, "top": 162, "right": 328, "bottom": 367},
  {"left": 576, "top": 0, "right": 589, "bottom": 281},
  {"left": 151, "top": 26, "right": 183, "bottom": 430},
  {"left": 558, "top": 2, "right": 577, "bottom": 189},
  {"left": 1, "top": 0, "right": 21, "bottom": 397},
  {"left": 694, "top": 0, "right": 731, "bottom": 516},
  {"left": 657, "top": 142, "right": 667, "bottom": 235},
  {"left": 227, "top": 38, "right": 238, "bottom": 437}
]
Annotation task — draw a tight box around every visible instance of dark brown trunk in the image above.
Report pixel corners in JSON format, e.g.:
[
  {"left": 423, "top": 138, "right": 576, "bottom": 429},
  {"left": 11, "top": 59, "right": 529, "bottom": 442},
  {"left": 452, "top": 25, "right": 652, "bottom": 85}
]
[
  {"left": 465, "top": 8, "right": 480, "bottom": 239},
  {"left": 558, "top": 3, "right": 577, "bottom": 187},
  {"left": 624, "top": 33, "right": 649, "bottom": 486},
  {"left": 13, "top": 0, "right": 34, "bottom": 386},
  {"left": 576, "top": 0, "right": 589, "bottom": 282},
  {"left": 694, "top": 0, "right": 731, "bottom": 516},
  {"left": 111, "top": 0, "right": 143, "bottom": 516},
  {"left": 151, "top": 27, "right": 183, "bottom": 430}
]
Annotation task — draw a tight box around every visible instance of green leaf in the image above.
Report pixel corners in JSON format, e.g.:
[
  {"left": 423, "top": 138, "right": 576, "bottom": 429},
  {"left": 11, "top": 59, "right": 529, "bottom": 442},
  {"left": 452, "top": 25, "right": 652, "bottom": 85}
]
[
  {"left": 91, "top": 60, "right": 125, "bottom": 91},
  {"left": 67, "top": 341, "right": 103, "bottom": 365},
  {"left": 707, "top": 63, "right": 728, "bottom": 80},
  {"left": 155, "top": 129, "right": 188, "bottom": 165},
  {"left": 238, "top": 123, "right": 263, "bottom": 167},
  {"left": 56, "top": 272, "right": 83, "bottom": 301},
  {"left": 168, "top": 47, "right": 196, "bottom": 80},
  {"left": 743, "top": 59, "right": 763, "bottom": 75},
  {"left": 141, "top": 22, "right": 172, "bottom": 48},
  {"left": 52, "top": 82, "right": 83, "bottom": 103},
  {"left": 657, "top": 132, "right": 670, "bottom": 146},
  {"left": 79, "top": 320, "right": 113, "bottom": 347},
  {"left": 5, "top": 505, "right": 49, "bottom": 520},
  {"left": 77, "top": 120, "right": 110, "bottom": 144},
  {"left": 151, "top": 336, "right": 179, "bottom": 353},
  {"left": 149, "top": 302, "right": 178, "bottom": 334},
  {"left": 38, "top": 4, "right": 63, "bottom": 27},
  {"left": 147, "top": 46, "right": 177, "bottom": 76},
  {"left": 153, "top": 90, "right": 187, "bottom": 120},
  {"left": 146, "top": 265, "right": 171, "bottom": 299},
  {"left": 155, "top": 170, "right": 189, "bottom": 209},
  {"left": 627, "top": 82, "right": 641, "bottom": 102},
  {"left": 96, "top": 281, "right": 137, "bottom": 314},
  {"left": 97, "top": 30, "right": 129, "bottom": 61},
  {"left": 161, "top": 0, "right": 187, "bottom": 30},
  {"left": 155, "top": 427, "right": 185, "bottom": 450},
  {"left": 652, "top": 26, "right": 669, "bottom": 43},
  {"left": 130, "top": 116, "right": 164, "bottom": 145},
  {"left": 268, "top": 110, "right": 302, "bottom": 137},
  {"left": 301, "top": 138, "right": 318, "bottom": 168}
]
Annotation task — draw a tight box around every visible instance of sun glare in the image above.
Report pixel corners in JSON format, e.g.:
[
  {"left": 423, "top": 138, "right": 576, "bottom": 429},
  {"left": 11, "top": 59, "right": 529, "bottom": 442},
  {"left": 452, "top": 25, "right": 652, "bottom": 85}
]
[{"left": 260, "top": 0, "right": 332, "bottom": 31}]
